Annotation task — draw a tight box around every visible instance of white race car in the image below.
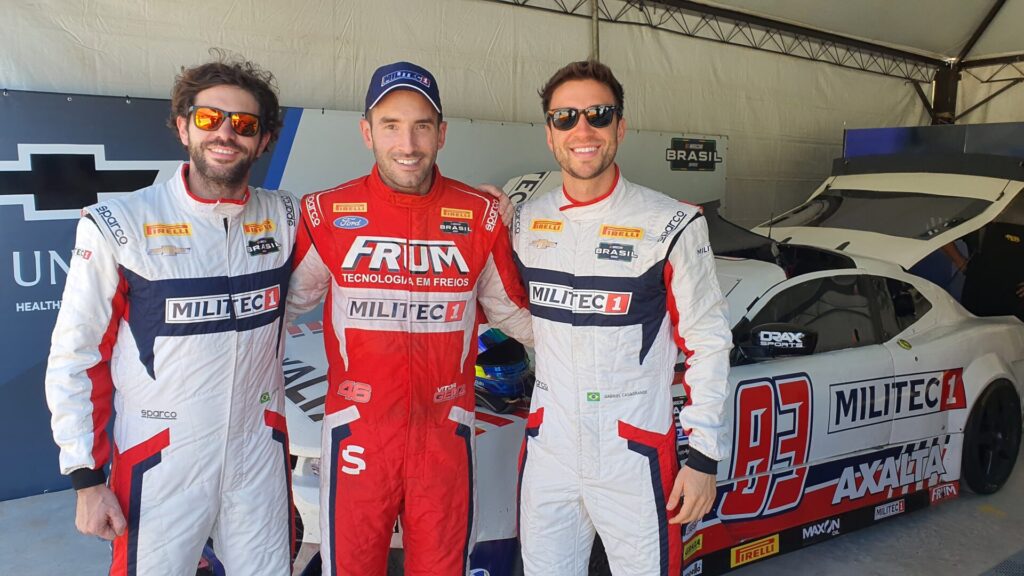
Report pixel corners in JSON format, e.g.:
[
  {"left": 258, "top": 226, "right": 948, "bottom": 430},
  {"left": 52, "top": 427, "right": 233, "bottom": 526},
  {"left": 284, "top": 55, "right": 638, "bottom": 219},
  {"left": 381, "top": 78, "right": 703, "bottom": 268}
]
[{"left": 285, "top": 166, "right": 1024, "bottom": 575}]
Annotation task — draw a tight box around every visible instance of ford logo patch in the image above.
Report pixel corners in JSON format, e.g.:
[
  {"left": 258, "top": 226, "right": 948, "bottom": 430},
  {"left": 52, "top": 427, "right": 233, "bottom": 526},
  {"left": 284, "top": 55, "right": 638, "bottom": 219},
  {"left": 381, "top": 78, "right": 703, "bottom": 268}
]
[{"left": 334, "top": 216, "right": 368, "bottom": 229}]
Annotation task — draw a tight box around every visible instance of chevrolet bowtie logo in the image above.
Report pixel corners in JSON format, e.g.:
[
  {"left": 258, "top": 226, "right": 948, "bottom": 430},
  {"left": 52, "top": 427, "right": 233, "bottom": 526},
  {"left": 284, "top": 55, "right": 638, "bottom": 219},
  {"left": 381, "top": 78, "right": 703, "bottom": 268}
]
[
  {"left": 0, "top": 145, "right": 180, "bottom": 220},
  {"left": 148, "top": 245, "right": 191, "bottom": 256},
  {"left": 0, "top": 153, "right": 158, "bottom": 210}
]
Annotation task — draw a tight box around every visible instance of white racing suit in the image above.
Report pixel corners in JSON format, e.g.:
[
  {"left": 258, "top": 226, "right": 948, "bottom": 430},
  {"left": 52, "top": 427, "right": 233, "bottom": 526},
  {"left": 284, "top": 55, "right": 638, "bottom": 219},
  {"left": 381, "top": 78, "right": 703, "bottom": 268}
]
[
  {"left": 512, "top": 169, "right": 732, "bottom": 576},
  {"left": 45, "top": 164, "right": 296, "bottom": 576}
]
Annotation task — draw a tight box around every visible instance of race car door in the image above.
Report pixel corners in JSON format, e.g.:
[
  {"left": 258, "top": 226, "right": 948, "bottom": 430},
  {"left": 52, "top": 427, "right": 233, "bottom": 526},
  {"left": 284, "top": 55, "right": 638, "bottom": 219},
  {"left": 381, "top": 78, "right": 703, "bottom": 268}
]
[
  {"left": 875, "top": 275, "right": 967, "bottom": 447},
  {"left": 717, "top": 272, "right": 896, "bottom": 522}
]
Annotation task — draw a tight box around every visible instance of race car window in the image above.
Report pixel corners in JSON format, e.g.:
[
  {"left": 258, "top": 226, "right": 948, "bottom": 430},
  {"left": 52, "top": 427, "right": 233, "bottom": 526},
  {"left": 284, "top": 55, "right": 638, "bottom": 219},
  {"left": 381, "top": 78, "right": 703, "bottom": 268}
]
[
  {"left": 739, "top": 274, "right": 882, "bottom": 356},
  {"left": 765, "top": 189, "right": 990, "bottom": 240},
  {"left": 880, "top": 277, "right": 933, "bottom": 334}
]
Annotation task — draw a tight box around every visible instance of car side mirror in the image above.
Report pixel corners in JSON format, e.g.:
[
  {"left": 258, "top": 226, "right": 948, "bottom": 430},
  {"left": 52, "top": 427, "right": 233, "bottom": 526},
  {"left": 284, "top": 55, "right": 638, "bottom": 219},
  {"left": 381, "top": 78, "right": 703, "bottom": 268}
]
[{"left": 743, "top": 323, "right": 818, "bottom": 359}]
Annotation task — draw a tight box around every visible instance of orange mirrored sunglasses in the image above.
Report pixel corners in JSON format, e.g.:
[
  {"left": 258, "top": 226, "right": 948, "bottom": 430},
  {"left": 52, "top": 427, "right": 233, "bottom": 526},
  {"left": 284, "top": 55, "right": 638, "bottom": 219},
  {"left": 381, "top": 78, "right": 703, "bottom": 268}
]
[{"left": 188, "top": 105, "right": 262, "bottom": 137}]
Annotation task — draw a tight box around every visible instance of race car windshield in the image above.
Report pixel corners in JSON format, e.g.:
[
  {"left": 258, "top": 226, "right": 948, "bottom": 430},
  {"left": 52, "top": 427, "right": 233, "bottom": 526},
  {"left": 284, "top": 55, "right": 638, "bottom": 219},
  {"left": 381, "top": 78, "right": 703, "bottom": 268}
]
[{"left": 766, "top": 189, "right": 991, "bottom": 240}]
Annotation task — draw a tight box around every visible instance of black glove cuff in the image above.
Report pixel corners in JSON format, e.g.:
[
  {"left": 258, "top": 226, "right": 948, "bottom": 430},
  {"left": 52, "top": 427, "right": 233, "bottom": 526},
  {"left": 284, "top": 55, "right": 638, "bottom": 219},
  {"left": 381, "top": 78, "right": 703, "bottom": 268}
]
[
  {"left": 685, "top": 448, "right": 719, "bottom": 475},
  {"left": 70, "top": 467, "right": 107, "bottom": 490}
]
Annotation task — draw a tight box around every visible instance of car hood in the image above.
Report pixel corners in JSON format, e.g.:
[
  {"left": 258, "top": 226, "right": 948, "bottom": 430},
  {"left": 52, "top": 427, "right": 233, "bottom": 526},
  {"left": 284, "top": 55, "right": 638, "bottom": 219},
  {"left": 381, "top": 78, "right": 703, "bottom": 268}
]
[{"left": 753, "top": 171, "right": 1024, "bottom": 269}]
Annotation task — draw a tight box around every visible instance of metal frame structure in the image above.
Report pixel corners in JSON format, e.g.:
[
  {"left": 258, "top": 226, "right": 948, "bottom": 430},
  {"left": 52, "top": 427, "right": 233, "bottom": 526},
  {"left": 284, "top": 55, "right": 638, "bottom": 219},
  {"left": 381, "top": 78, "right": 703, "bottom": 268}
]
[
  {"left": 483, "top": 0, "right": 945, "bottom": 82},
  {"left": 483, "top": 0, "right": 1024, "bottom": 121}
]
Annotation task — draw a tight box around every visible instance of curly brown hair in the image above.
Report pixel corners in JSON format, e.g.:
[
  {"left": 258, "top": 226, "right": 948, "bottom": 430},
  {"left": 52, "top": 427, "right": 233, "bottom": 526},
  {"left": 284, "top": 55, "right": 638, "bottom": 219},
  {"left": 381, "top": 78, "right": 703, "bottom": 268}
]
[
  {"left": 168, "top": 50, "right": 282, "bottom": 148},
  {"left": 538, "top": 60, "right": 625, "bottom": 114}
]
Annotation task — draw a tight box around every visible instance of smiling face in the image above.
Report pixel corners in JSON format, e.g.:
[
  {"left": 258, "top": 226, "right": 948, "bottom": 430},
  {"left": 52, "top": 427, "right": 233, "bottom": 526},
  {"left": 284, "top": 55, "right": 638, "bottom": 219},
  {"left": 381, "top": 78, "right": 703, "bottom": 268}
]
[
  {"left": 545, "top": 79, "right": 626, "bottom": 185},
  {"left": 360, "top": 89, "right": 447, "bottom": 195},
  {"left": 176, "top": 84, "right": 269, "bottom": 189}
]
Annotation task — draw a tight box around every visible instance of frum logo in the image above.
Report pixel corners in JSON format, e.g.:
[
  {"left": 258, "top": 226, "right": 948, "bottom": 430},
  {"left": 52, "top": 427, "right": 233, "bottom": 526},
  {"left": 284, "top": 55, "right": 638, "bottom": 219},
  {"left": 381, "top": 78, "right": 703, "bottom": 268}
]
[{"left": 342, "top": 236, "right": 469, "bottom": 275}]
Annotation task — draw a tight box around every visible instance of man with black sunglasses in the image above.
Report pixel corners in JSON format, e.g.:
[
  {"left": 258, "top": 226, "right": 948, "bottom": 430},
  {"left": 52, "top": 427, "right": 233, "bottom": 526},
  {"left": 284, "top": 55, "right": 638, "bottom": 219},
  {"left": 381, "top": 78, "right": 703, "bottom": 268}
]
[
  {"left": 512, "top": 60, "right": 733, "bottom": 576},
  {"left": 46, "top": 55, "right": 296, "bottom": 575}
]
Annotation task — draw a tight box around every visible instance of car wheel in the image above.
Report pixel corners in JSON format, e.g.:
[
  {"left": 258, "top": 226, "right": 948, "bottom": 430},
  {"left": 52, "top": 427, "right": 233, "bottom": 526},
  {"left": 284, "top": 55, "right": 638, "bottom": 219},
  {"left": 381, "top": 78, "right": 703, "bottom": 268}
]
[{"left": 961, "top": 380, "right": 1022, "bottom": 494}]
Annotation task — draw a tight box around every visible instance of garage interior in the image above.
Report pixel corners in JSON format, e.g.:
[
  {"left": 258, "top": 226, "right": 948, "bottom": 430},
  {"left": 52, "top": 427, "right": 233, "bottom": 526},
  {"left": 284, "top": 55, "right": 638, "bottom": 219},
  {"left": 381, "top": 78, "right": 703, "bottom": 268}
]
[{"left": 3, "top": 1, "right": 1024, "bottom": 575}]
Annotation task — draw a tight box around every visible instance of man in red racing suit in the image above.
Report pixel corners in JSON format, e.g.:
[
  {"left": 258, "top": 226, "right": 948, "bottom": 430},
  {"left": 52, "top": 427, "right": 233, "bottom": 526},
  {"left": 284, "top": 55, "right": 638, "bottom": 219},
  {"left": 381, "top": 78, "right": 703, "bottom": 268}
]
[{"left": 287, "top": 61, "right": 533, "bottom": 576}]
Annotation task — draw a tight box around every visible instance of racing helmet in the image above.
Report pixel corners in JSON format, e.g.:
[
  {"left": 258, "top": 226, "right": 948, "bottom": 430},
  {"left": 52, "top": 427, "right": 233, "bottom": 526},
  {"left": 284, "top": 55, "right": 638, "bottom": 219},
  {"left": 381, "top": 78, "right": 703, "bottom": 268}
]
[{"left": 474, "top": 329, "right": 532, "bottom": 412}]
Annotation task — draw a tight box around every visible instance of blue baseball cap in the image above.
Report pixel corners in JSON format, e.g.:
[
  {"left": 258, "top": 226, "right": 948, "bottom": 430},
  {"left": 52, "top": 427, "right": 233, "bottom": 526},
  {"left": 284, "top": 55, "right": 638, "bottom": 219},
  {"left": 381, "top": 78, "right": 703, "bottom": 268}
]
[{"left": 364, "top": 61, "right": 442, "bottom": 117}]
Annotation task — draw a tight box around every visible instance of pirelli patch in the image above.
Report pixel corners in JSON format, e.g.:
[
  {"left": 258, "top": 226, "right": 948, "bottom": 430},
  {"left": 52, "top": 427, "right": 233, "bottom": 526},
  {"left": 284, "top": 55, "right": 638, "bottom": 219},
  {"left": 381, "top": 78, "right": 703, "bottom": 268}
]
[
  {"left": 144, "top": 223, "right": 192, "bottom": 237},
  {"left": 441, "top": 207, "right": 473, "bottom": 220},
  {"left": 530, "top": 219, "right": 563, "bottom": 233},
  {"left": 599, "top": 225, "right": 643, "bottom": 240},
  {"left": 243, "top": 219, "right": 275, "bottom": 235},
  {"left": 334, "top": 202, "right": 367, "bottom": 213}
]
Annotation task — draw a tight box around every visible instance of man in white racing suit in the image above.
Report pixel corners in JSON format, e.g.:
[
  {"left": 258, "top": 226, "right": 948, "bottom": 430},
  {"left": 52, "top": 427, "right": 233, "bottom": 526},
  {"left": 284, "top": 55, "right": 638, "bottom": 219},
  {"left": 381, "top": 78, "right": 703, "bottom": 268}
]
[
  {"left": 513, "top": 60, "right": 733, "bottom": 576},
  {"left": 45, "top": 56, "right": 296, "bottom": 575}
]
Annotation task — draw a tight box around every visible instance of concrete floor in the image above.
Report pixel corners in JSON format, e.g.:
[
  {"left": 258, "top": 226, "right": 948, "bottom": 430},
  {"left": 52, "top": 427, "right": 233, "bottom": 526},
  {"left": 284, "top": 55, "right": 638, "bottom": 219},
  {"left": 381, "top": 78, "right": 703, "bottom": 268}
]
[{"left": 4, "top": 463, "right": 1024, "bottom": 576}]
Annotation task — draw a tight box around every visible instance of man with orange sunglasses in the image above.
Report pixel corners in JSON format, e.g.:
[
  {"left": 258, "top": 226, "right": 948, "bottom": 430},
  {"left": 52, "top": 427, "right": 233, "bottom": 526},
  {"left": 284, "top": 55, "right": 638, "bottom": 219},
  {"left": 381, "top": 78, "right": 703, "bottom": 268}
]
[{"left": 46, "top": 55, "right": 296, "bottom": 575}]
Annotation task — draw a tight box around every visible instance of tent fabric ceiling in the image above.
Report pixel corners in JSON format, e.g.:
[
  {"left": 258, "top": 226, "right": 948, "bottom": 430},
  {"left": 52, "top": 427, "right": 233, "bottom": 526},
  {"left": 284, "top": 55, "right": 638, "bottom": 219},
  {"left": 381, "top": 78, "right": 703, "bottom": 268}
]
[{"left": 696, "top": 0, "right": 1021, "bottom": 63}]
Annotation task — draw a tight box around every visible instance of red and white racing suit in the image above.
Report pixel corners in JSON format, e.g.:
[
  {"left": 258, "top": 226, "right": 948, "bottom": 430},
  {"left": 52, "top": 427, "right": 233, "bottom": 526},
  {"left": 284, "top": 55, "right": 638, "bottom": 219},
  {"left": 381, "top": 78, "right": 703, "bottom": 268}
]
[
  {"left": 46, "top": 164, "right": 296, "bottom": 576},
  {"left": 512, "top": 169, "right": 732, "bottom": 576},
  {"left": 287, "top": 166, "right": 533, "bottom": 576}
]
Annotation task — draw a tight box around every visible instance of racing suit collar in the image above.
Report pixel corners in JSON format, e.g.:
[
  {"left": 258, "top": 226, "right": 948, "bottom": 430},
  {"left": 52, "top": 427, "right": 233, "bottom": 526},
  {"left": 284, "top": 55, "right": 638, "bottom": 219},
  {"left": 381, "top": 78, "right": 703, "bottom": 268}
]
[
  {"left": 368, "top": 164, "right": 445, "bottom": 208},
  {"left": 177, "top": 163, "right": 250, "bottom": 218},
  {"left": 558, "top": 164, "right": 623, "bottom": 220}
]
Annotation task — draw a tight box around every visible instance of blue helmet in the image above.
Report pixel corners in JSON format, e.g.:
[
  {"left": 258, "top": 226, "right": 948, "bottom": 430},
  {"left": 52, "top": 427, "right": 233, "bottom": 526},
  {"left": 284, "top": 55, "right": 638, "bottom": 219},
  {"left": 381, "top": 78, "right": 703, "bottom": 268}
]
[{"left": 475, "top": 329, "right": 532, "bottom": 400}]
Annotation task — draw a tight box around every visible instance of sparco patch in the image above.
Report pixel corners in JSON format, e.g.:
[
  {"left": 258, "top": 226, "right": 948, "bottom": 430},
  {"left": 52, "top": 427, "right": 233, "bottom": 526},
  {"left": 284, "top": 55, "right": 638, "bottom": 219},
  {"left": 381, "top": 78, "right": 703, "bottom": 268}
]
[{"left": 658, "top": 210, "right": 687, "bottom": 243}]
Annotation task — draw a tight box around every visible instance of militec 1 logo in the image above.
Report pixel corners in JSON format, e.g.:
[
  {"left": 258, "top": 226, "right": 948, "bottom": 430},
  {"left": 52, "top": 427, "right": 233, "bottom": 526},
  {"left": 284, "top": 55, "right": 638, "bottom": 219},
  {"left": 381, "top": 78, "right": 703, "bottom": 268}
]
[{"left": 719, "top": 373, "right": 813, "bottom": 520}]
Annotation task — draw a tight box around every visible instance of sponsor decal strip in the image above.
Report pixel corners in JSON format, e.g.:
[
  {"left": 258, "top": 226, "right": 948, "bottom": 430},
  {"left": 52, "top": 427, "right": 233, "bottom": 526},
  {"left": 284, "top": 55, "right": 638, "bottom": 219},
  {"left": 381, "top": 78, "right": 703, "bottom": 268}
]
[{"left": 684, "top": 440, "right": 958, "bottom": 575}]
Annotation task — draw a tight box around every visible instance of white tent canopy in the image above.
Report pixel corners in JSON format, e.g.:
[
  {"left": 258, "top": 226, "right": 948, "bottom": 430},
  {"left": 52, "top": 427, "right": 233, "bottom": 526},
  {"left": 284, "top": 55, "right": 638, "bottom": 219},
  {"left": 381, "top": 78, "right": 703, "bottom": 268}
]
[{"left": 1, "top": 0, "right": 1022, "bottom": 225}]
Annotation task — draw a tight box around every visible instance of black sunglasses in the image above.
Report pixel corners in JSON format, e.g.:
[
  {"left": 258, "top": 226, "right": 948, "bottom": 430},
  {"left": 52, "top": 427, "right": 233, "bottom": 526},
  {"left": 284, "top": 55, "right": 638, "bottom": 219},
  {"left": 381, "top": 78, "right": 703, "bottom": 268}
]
[{"left": 546, "top": 105, "right": 621, "bottom": 131}]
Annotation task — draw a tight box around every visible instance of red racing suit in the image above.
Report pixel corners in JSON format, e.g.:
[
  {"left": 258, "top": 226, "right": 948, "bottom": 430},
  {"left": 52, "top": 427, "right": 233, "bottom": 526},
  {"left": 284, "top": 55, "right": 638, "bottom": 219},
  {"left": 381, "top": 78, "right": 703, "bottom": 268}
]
[
  {"left": 287, "top": 166, "right": 533, "bottom": 576},
  {"left": 45, "top": 164, "right": 296, "bottom": 576},
  {"left": 512, "top": 169, "right": 732, "bottom": 576}
]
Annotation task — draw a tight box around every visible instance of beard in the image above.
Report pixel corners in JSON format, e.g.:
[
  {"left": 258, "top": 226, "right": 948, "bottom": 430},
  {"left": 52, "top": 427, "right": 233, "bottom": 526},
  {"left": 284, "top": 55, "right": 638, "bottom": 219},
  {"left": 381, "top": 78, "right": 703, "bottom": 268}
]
[
  {"left": 188, "top": 139, "right": 256, "bottom": 187},
  {"left": 374, "top": 150, "right": 437, "bottom": 195},
  {"left": 553, "top": 140, "right": 618, "bottom": 182}
]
